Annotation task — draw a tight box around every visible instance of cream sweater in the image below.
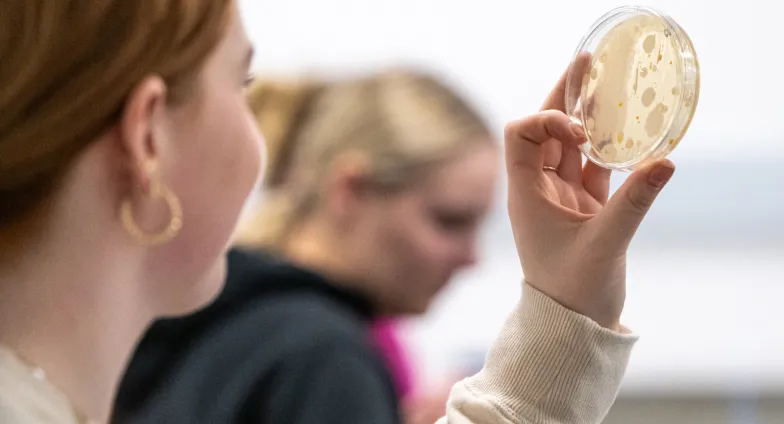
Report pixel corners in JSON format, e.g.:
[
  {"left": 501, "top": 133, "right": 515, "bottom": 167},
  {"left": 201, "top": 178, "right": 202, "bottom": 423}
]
[
  {"left": 0, "top": 284, "right": 635, "bottom": 424},
  {"left": 442, "top": 284, "right": 637, "bottom": 423},
  {"left": 0, "top": 348, "right": 86, "bottom": 424}
]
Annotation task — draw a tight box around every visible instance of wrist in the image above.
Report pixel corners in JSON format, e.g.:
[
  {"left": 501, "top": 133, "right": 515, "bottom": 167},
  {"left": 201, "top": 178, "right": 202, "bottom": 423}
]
[
  {"left": 527, "top": 283, "right": 625, "bottom": 332},
  {"left": 605, "top": 321, "right": 629, "bottom": 334}
]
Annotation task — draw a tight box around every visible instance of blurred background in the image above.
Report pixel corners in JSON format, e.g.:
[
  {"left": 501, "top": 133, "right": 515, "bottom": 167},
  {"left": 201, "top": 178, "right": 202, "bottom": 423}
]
[{"left": 239, "top": 0, "right": 784, "bottom": 422}]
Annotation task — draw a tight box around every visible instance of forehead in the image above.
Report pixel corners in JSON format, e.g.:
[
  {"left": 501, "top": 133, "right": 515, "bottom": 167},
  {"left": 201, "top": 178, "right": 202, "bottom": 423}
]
[
  {"left": 417, "top": 143, "right": 499, "bottom": 206},
  {"left": 205, "top": 4, "right": 252, "bottom": 68}
]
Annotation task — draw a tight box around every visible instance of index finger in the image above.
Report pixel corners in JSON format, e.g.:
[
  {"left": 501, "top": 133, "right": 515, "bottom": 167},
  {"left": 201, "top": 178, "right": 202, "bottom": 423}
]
[
  {"left": 504, "top": 110, "right": 586, "bottom": 173},
  {"left": 541, "top": 52, "right": 592, "bottom": 113}
]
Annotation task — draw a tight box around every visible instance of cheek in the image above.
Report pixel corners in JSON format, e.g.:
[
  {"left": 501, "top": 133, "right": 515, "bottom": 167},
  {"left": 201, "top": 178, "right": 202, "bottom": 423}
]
[
  {"left": 166, "top": 98, "right": 263, "bottom": 287},
  {"left": 182, "top": 98, "right": 263, "bottom": 223},
  {"left": 384, "top": 214, "right": 452, "bottom": 274}
]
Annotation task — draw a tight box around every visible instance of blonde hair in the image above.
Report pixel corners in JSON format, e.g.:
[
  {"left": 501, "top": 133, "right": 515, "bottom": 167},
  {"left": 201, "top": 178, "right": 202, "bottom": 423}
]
[
  {"left": 237, "top": 69, "right": 493, "bottom": 248},
  {"left": 0, "top": 1, "right": 234, "bottom": 253}
]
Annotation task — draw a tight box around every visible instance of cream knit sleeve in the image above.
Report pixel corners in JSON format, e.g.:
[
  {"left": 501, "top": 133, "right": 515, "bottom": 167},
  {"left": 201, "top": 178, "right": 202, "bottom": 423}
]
[{"left": 437, "top": 284, "right": 637, "bottom": 424}]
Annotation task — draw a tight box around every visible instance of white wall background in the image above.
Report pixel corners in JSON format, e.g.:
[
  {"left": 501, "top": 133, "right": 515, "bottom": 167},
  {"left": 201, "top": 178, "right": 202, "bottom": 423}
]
[
  {"left": 240, "top": 0, "right": 784, "bottom": 161},
  {"left": 239, "top": 0, "right": 784, "bottom": 395}
]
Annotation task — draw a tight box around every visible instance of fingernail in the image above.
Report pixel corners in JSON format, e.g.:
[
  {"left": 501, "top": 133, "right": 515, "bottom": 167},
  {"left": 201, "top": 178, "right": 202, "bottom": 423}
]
[
  {"left": 648, "top": 163, "right": 675, "bottom": 188},
  {"left": 570, "top": 122, "right": 586, "bottom": 140}
]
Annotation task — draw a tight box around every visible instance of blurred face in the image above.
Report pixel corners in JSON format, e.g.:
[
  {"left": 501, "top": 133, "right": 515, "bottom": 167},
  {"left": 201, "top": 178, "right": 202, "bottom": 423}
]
[
  {"left": 149, "top": 8, "right": 264, "bottom": 314},
  {"left": 349, "top": 142, "right": 499, "bottom": 315}
]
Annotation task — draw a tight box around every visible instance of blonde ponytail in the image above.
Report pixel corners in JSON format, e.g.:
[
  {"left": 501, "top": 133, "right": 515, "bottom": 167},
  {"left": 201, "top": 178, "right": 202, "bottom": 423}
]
[{"left": 246, "top": 79, "right": 321, "bottom": 188}]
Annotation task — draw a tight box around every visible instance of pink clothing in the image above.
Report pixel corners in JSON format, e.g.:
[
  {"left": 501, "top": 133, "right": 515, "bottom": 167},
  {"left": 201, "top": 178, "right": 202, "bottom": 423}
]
[{"left": 370, "top": 319, "right": 414, "bottom": 399}]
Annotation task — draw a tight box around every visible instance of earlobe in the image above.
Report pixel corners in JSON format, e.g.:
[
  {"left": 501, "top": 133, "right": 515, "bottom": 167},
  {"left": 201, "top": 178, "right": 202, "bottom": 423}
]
[{"left": 118, "top": 75, "right": 169, "bottom": 192}]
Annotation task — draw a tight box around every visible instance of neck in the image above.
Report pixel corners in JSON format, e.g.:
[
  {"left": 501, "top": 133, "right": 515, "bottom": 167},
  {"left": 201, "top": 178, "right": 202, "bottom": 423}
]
[
  {"left": 283, "top": 219, "right": 364, "bottom": 292},
  {"left": 0, "top": 239, "right": 150, "bottom": 423}
]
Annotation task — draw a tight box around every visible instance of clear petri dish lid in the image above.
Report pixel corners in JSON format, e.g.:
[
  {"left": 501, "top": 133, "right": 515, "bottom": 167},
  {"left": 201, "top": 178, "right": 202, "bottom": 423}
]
[{"left": 565, "top": 6, "right": 700, "bottom": 171}]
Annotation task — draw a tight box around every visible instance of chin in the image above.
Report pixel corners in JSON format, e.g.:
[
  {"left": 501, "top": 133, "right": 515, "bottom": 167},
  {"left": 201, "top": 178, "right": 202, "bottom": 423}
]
[
  {"left": 399, "top": 298, "right": 433, "bottom": 316},
  {"left": 409, "top": 304, "right": 431, "bottom": 316}
]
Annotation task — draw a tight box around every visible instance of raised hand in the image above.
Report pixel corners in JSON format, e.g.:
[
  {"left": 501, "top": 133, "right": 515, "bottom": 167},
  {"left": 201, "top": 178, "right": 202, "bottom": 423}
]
[{"left": 505, "top": 55, "right": 676, "bottom": 330}]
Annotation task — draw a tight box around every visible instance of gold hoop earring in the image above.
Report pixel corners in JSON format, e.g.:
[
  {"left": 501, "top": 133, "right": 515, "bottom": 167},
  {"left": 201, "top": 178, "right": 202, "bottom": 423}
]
[{"left": 120, "top": 182, "right": 183, "bottom": 246}]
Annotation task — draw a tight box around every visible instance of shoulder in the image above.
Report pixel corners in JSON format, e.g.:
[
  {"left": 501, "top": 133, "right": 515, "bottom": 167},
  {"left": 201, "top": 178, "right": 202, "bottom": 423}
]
[
  {"left": 145, "top": 253, "right": 379, "bottom": 375},
  {"left": 212, "top": 248, "right": 374, "bottom": 352},
  {"left": 242, "top": 321, "right": 400, "bottom": 424},
  {"left": 251, "top": 290, "right": 370, "bottom": 341},
  {"left": 200, "top": 287, "right": 377, "bottom": 382}
]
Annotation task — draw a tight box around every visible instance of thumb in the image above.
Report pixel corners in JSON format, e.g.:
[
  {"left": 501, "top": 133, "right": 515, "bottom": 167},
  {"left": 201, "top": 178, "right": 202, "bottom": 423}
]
[{"left": 595, "top": 159, "right": 675, "bottom": 247}]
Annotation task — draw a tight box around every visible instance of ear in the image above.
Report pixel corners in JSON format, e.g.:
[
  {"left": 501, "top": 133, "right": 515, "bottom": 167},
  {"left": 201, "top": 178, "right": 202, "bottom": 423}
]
[
  {"left": 323, "top": 151, "right": 372, "bottom": 222},
  {"left": 118, "top": 75, "right": 169, "bottom": 193}
]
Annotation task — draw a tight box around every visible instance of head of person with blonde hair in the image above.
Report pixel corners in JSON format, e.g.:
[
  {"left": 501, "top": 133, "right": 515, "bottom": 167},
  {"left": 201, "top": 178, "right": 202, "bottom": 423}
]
[
  {"left": 238, "top": 70, "right": 499, "bottom": 315},
  {"left": 0, "top": 1, "right": 264, "bottom": 421}
]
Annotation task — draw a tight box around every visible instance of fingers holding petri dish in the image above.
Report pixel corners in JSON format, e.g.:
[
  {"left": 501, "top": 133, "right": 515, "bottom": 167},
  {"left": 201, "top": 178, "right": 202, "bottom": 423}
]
[{"left": 565, "top": 6, "right": 700, "bottom": 171}]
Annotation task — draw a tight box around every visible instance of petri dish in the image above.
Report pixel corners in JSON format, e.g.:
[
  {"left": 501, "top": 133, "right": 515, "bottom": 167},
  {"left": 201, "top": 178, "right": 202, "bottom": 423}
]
[{"left": 565, "top": 6, "right": 700, "bottom": 171}]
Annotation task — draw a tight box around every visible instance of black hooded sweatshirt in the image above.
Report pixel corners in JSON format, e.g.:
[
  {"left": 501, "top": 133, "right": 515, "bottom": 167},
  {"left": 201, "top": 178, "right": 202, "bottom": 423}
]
[{"left": 113, "top": 248, "right": 400, "bottom": 424}]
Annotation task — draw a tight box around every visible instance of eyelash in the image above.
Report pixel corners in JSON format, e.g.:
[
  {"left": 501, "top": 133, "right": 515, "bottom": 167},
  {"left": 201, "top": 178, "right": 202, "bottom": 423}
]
[{"left": 244, "top": 73, "right": 257, "bottom": 88}]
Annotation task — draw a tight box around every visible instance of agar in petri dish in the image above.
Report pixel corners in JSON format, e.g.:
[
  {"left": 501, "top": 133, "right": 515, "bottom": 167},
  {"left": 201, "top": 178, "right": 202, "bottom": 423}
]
[{"left": 565, "top": 6, "right": 700, "bottom": 171}]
